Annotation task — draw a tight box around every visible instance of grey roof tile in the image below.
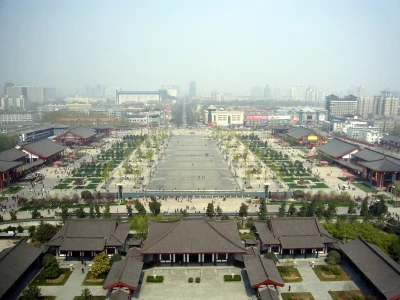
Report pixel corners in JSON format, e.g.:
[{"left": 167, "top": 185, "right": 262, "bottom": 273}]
[
  {"left": 103, "top": 258, "right": 143, "bottom": 290},
  {"left": 0, "top": 148, "right": 27, "bottom": 162},
  {"left": 20, "top": 139, "right": 67, "bottom": 158},
  {"left": 285, "top": 128, "right": 316, "bottom": 139},
  {"left": 244, "top": 253, "right": 284, "bottom": 288},
  {"left": 358, "top": 157, "right": 400, "bottom": 172},
  {"left": 317, "top": 140, "right": 359, "bottom": 158},
  {"left": 0, "top": 160, "right": 23, "bottom": 172},
  {"left": 340, "top": 236, "right": 400, "bottom": 299},
  {"left": 352, "top": 148, "right": 384, "bottom": 161}
]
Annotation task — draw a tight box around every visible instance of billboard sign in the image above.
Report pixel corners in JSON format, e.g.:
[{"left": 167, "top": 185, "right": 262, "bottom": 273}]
[
  {"left": 308, "top": 135, "right": 318, "bottom": 141},
  {"left": 246, "top": 115, "right": 269, "bottom": 121}
]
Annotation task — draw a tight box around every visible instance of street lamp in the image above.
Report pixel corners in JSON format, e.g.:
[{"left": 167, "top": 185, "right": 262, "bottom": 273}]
[{"left": 263, "top": 182, "right": 270, "bottom": 202}]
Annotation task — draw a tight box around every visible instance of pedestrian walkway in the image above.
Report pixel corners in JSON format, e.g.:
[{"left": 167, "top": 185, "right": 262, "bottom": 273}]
[{"left": 38, "top": 261, "right": 106, "bottom": 300}]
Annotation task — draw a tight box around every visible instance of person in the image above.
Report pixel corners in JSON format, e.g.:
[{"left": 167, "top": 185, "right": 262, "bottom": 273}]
[
  {"left": 82, "top": 267, "right": 84, "bottom": 274},
  {"left": 288, "top": 285, "right": 291, "bottom": 291}
]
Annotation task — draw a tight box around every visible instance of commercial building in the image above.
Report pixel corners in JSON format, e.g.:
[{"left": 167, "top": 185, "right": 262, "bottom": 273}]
[
  {"left": 283, "top": 127, "right": 326, "bottom": 148},
  {"left": 267, "top": 115, "right": 292, "bottom": 127},
  {"left": 0, "top": 95, "right": 26, "bottom": 110},
  {"left": 116, "top": 91, "right": 161, "bottom": 105},
  {"left": 16, "top": 139, "right": 67, "bottom": 163},
  {"left": 0, "top": 111, "right": 38, "bottom": 124},
  {"left": 245, "top": 115, "right": 269, "bottom": 128},
  {"left": 291, "top": 84, "right": 306, "bottom": 101},
  {"left": 55, "top": 126, "right": 98, "bottom": 146},
  {"left": 297, "top": 107, "right": 327, "bottom": 125},
  {"left": 357, "top": 97, "right": 374, "bottom": 119},
  {"left": 357, "top": 129, "right": 382, "bottom": 144},
  {"left": 204, "top": 109, "right": 244, "bottom": 127},
  {"left": 125, "top": 113, "right": 161, "bottom": 126},
  {"left": 325, "top": 94, "right": 358, "bottom": 120},
  {"left": 380, "top": 135, "right": 400, "bottom": 153},
  {"left": 373, "top": 90, "right": 399, "bottom": 117}
]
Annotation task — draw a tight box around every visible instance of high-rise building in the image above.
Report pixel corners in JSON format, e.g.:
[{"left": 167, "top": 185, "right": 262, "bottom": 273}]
[
  {"left": 291, "top": 84, "right": 306, "bottom": 101},
  {"left": 357, "top": 97, "right": 374, "bottom": 119},
  {"left": 263, "top": 84, "right": 270, "bottom": 99},
  {"left": 357, "top": 86, "right": 365, "bottom": 98},
  {"left": 250, "top": 86, "right": 263, "bottom": 99},
  {"left": 3, "top": 82, "right": 14, "bottom": 96},
  {"left": 6, "top": 86, "right": 27, "bottom": 99},
  {"left": 26, "top": 86, "right": 45, "bottom": 103},
  {"left": 373, "top": 90, "right": 399, "bottom": 117},
  {"left": 189, "top": 81, "right": 196, "bottom": 97},
  {"left": 325, "top": 94, "right": 358, "bottom": 120}
]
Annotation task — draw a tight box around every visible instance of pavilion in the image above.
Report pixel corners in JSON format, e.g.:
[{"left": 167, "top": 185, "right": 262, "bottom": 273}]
[{"left": 140, "top": 218, "right": 247, "bottom": 265}]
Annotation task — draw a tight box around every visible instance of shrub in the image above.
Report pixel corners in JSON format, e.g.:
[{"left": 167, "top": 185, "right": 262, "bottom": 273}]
[
  {"left": 321, "top": 265, "right": 330, "bottom": 272},
  {"left": 224, "top": 275, "right": 241, "bottom": 281},
  {"left": 188, "top": 277, "right": 193, "bottom": 283},
  {"left": 353, "top": 296, "right": 362, "bottom": 300},
  {"left": 195, "top": 277, "right": 201, "bottom": 283},
  {"left": 42, "top": 254, "right": 61, "bottom": 279},
  {"left": 326, "top": 250, "right": 341, "bottom": 265},
  {"left": 263, "top": 252, "right": 278, "bottom": 265},
  {"left": 331, "top": 267, "right": 341, "bottom": 276},
  {"left": 146, "top": 275, "right": 164, "bottom": 283}
]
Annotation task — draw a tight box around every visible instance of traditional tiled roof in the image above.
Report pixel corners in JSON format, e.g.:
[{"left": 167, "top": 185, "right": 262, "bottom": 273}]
[
  {"left": 381, "top": 134, "right": 400, "bottom": 144},
  {"left": 109, "top": 289, "right": 131, "bottom": 300},
  {"left": 141, "top": 218, "right": 247, "bottom": 254},
  {"left": 0, "top": 160, "right": 23, "bottom": 172},
  {"left": 259, "top": 287, "right": 280, "bottom": 300},
  {"left": 244, "top": 248, "right": 284, "bottom": 289},
  {"left": 254, "top": 217, "right": 338, "bottom": 249},
  {"left": 0, "top": 148, "right": 27, "bottom": 162},
  {"left": 0, "top": 240, "right": 43, "bottom": 299},
  {"left": 317, "top": 139, "right": 359, "bottom": 159},
  {"left": 285, "top": 128, "right": 316, "bottom": 139},
  {"left": 340, "top": 236, "right": 400, "bottom": 299},
  {"left": 68, "top": 126, "right": 97, "bottom": 139},
  {"left": 46, "top": 220, "right": 130, "bottom": 252},
  {"left": 352, "top": 148, "right": 385, "bottom": 161},
  {"left": 358, "top": 157, "right": 400, "bottom": 172},
  {"left": 20, "top": 139, "right": 67, "bottom": 159},
  {"left": 103, "top": 258, "right": 143, "bottom": 290}
]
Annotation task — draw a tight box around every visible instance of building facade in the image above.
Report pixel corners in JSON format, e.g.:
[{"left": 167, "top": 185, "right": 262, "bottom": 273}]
[
  {"left": 116, "top": 91, "right": 161, "bottom": 104},
  {"left": 325, "top": 94, "right": 358, "bottom": 120}
]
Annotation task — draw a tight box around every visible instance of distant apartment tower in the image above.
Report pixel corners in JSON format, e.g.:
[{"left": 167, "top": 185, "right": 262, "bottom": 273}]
[
  {"left": 250, "top": 86, "right": 263, "bottom": 99},
  {"left": 357, "top": 97, "right": 374, "bottom": 119},
  {"left": 325, "top": 94, "right": 358, "bottom": 120},
  {"left": 6, "top": 86, "right": 27, "bottom": 99},
  {"left": 3, "top": 82, "right": 14, "bottom": 96},
  {"left": 357, "top": 86, "right": 365, "bottom": 98},
  {"left": 26, "top": 86, "right": 45, "bottom": 103},
  {"left": 274, "top": 86, "right": 281, "bottom": 100},
  {"left": 373, "top": 90, "right": 399, "bottom": 117},
  {"left": 189, "top": 81, "right": 196, "bottom": 97},
  {"left": 291, "top": 84, "right": 306, "bottom": 101}
]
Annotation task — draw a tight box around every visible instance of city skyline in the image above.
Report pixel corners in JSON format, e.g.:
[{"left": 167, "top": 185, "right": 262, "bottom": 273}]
[{"left": 1, "top": 0, "right": 400, "bottom": 95}]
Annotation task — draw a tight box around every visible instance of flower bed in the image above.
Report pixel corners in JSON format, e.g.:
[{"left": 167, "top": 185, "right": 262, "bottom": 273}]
[
  {"left": 146, "top": 275, "right": 164, "bottom": 283},
  {"left": 312, "top": 265, "right": 350, "bottom": 281},
  {"left": 223, "top": 275, "right": 241, "bottom": 282},
  {"left": 82, "top": 271, "right": 106, "bottom": 286}
]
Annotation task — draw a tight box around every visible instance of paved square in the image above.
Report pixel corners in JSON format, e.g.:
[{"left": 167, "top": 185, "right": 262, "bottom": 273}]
[
  {"left": 148, "top": 135, "right": 238, "bottom": 191},
  {"left": 134, "top": 267, "right": 254, "bottom": 300}
]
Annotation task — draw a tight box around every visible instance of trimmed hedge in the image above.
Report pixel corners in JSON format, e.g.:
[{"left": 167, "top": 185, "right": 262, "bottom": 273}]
[
  {"left": 195, "top": 277, "right": 201, "bottom": 283},
  {"left": 188, "top": 277, "right": 193, "bottom": 283},
  {"left": 146, "top": 275, "right": 164, "bottom": 283},
  {"left": 224, "top": 275, "right": 241, "bottom": 282}
]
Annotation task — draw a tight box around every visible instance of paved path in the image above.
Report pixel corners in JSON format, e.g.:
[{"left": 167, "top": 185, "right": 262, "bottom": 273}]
[{"left": 39, "top": 261, "right": 106, "bottom": 299}]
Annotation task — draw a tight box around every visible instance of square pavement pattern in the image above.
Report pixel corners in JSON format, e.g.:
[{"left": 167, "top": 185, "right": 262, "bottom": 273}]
[{"left": 148, "top": 135, "right": 238, "bottom": 191}]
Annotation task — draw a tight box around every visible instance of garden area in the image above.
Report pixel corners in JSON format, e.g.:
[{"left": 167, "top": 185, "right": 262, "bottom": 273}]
[
  {"left": 328, "top": 290, "right": 367, "bottom": 300},
  {"left": 82, "top": 253, "right": 121, "bottom": 286},
  {"left": 32, "top": 254, "right": 72, "bottom": 286},
  {"left": 277, "top": 262, "right": 303, "bottom": 283},
  {"left": 1, "top": 185, "right": 23, "bottom": 194},
  {"left": 53, "top": 177, "right": 103, "bottom": 190},
  {"left": 313, "top": 265, "right": 350, "bottom": 281}
]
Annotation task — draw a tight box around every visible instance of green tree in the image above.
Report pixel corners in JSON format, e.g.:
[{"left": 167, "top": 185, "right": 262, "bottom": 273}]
[
  {"left": 21, "top": 284, "right": 42, "bottom": 300},
  {"left": 89, "top": 205, "right": 95, "bottom": 219},
  {"left": 324, "top": 204, "right": 337, "bottom": 221},
  {"left": 221, "top": 214, "right": 230, "bottom": 220},
  {"left": 31, "top": 209, "right": 41, "bottom": 219},
  {"left": 216, "top": 205, "right": 223, "bottom": 216},
  {"left": 0, "top": 133, "right": 18, "bottom": 152},
  {"left": 259, "top": 198, "right": 268, "bottom": 220},
  {"left": 326, "top": 250, "right": 341, "bottom": 265},
  {"left": 76, "top": 207, "right": 86, "bottom": 218},
  {"left": 368, "top": 200, "right": 388, "bottom": 217},
  {"left": 61, "top": 206, "right": 69, "bottom": 223},
  {"left": 0, "top": 214, "right": 3, "bottom": 222},
  {"left": 103, "top": 204, "right": 111, "bottom": 219},
  {"left": 206, "top": 202, "right": 215, "bottom": 218},
  {"left": 28, "top": 225, "right": 36, "bottom": 236},
  {"left": 9, "top": 211, "right": 17, "bottom": 221},
  {"left": 388, "top": 237, "right": 400, "bottom": 263},
  {"left": 17, "top": 225, "right": 23, "bottom": 233},
  {"left": 278, "top": 202, "right": 286, "bottom": 218},
  {"left": 80, "top": 288, "right": 94, "bottom": 300},
  {"left": 81, "top": 190, "right": 94, "bottom": 203},
  {"left": 91, "top": 252, "right": 111, "bottom": 277},
  {"left": 288, "top": 203, "right": 297, "bottom": 216},
  {"left": 35, "top": 223, "right": 58, "bottom": 244},
  {"left": 110, "top": 253, "right": 122, "bottom": 266},
  {"left": 239, "top": 203, "right": 249, "bottom": 217},
  {"left": 42, "top": 254, "right": 61, "bottom": 279},
  {"left": 130, "top": 214, "right": 148, "bottom": 239},
  {"left": 360, "top": 198, "right": 369, "bottom": 216},
  {"left": 94, "top": 204, "right": 100, "bottom": 218},
  {"left": 148, "top": 196, "right": 161, "bottom": 215},
  {"left": 126, "top": 204, "right": 133, "bottom": 217},
  {"left": 348, "top": 201, "right": 357, "bottom": 214},
  {"left": 134, "top": 199, "right": 147, "bottom": 215}
]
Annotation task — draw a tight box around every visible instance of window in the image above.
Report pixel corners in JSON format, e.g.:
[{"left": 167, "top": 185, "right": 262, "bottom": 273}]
[{"left": 161, "top": 254, "right": 170, "bottom": 261}]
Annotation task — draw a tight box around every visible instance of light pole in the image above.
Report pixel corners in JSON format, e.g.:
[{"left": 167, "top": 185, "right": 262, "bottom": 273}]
[{"left": 264, "top": 182, "right": 270, "bottom": 202}]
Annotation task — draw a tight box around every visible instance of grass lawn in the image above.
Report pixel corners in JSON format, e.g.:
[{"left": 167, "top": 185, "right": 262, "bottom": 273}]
[
  {"left": 311, "top": 183, "right": 329, "bottom": 188},
  {"left": 86, "top": 183, "right": 98, "bottom": 189},
  {"left": 89, "top": 178, "right": 102, "bottom": 183},
  {"left": 73, "top": 297, "right": 106, "bottom": 300},
  {"left": 82, "top": 271, "right": 106, "bottom": 286},
  {"left": 312, "top": 265, "right": 351, "bottom": 281},
  {"left": 281, "top": 292, "right": 315, "bottom": 300},
  {"left": 0, "top": 197, "right": 7, "bottom": 202},
  {"left": 32, "top": 268, "right": 72, "bottom": 286},
  {"left": 277, "top": 266, "right": 303, "bottom": 282},
  {"left": 53, "top": 183, "right": 71, "bottom": 189},
  {"left": 353, "top": 182, "right": 376, "bottom": 193},
  {"left": 329, "top": 290, "right": 365, "bottom": 300},
  {"left": 1, "top": 185, "right": 23, "bottom": 194}
]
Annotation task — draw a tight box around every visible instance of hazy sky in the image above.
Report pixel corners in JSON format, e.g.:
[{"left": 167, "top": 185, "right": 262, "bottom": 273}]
[{"left": 1, "top": 0, "right": 399, "bottom": 95}]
